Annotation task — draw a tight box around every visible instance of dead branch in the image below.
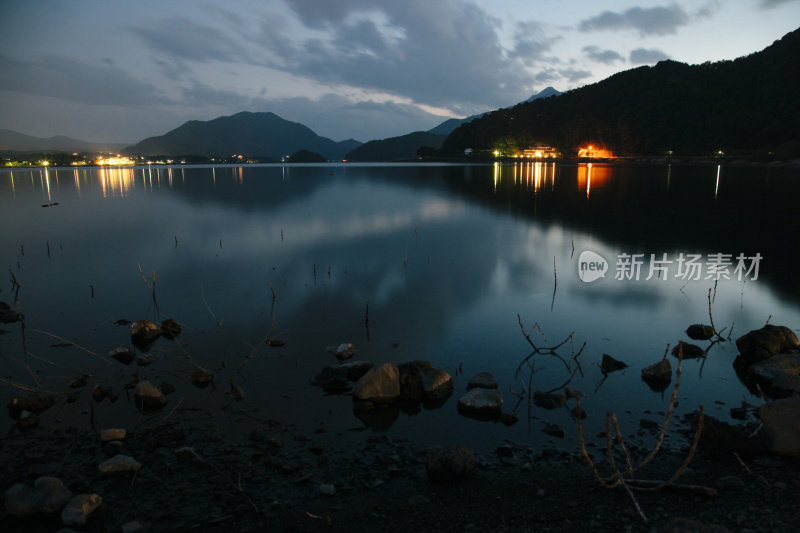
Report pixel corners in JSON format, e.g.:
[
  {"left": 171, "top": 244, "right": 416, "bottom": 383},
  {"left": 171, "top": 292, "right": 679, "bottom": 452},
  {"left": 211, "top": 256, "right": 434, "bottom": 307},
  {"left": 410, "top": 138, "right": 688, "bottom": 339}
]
[{"left": 31, "top": 329, "right": 113, "bottom": 365}]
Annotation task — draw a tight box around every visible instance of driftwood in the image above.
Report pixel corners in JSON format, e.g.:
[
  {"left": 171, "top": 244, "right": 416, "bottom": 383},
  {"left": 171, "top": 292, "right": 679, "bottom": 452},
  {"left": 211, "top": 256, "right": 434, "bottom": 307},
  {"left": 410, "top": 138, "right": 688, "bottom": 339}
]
[{"left": 576, "top": 347, "right": 707, "bottom": 522}]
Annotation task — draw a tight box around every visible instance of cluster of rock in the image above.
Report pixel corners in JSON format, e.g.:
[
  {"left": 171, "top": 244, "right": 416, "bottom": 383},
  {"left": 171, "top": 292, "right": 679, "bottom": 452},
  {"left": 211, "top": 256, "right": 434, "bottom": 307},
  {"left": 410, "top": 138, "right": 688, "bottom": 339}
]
[
  {"left": 4, "top": 476, "right": 103, "bottom": 527},
  {"left": 3, "top": 427, "right": 143, "bottom": 527},
  {"left": 7, "top": 392, "right": 54, "bottom": 430},
  {"left": 731, "top": 325, "right": 800, "bottom": 458},
  {"left": 312, "top": 346, "right": 527, "bottom": 430},
  {"left": 636, "top": 323, "right": 716, "bottom": 393},
  {"left": 353, "top": 361, "right": 454, "bottom": 407},
  {"left": 129, "top": 318, "right": 181, "bottom": 351},
  {"left": 457, "top": 372, "right": 517, "bottom": 426}
]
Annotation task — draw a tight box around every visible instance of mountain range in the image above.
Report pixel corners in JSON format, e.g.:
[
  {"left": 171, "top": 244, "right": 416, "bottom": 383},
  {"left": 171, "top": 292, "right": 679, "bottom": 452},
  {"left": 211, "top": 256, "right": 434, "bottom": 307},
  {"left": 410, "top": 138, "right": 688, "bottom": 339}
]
[
  {"left": 0, "top": 129, "right": 126, "bottom": 153},
  {"left": 443, "top": 28, "right": 800, "bottom": 158},
  {"left": 0, "top": 87, "right": 562, "bottom": 161}
]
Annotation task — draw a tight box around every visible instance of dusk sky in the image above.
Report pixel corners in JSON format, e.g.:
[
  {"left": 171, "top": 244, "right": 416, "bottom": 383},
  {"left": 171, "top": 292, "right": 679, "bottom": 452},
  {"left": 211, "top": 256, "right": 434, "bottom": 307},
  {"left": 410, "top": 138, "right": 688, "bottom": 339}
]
[{"left": 1, "top": 0, "right": 798, "bottom": 144}]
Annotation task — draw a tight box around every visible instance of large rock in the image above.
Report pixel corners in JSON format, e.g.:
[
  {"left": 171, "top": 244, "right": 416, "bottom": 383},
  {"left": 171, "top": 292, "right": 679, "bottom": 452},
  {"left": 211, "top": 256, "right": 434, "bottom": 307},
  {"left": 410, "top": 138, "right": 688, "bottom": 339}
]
[
  {"left": 671, "top": 341, "right": 706, "bottom": 359},
  {"left": 735, "top": 325, "right": 799, "bottom": 366},
  {"left": 352, "top": 362, "right": 400, "bottom": 403},
  {"left": 746, "top": 353, "right": 800, "bottom": 398},
  {"left": 160, "top": 318, "right": 182, "bottom": 339},
  {"left": 61, "top": 493, "right": 103, "bottom": 526},
  {"left": 425, "top": 445, "right": 475, "bottom": 483},
  {"left": 690, "top": 413, "right": 758, "bottom": 459},
  {"left": 759, "top": 397, "right": 800, "bottom": 457},
  {"left": 641, "top": 359, "right": 672, "bottom": 391},
  {"left": 339, "top": 360, "right": 373, "bottom": 381},
  {"left": 7, "top": 392, "right": 55, "bottom": 419},
  {"left": 133, "top": 380, "right": 167, "bottom": 410},
  {"left": 466, "top": 372, "right": 498, "bottom": 390},
  {"left": 312, "top": 361, "right": 374, "bottom": 392},
  {"left": 457, "top": 388, "right": 503, "bottom": 420},
  {"left": 600, "top": 353, "right": 628, "bottom": 373},
  {"left": 533, "top": 391, "right": 566, "bottom": 410},
  {"left": 686, "top": 324, "right": 715, "bottom": 340},
  {"left": 109, "top": 346, "right": 134, "bottom": 365},
  {"left": 420, "top": 367, "right": 454, "bottom": 401},
  {"left": 129, "top": 320, "right": 161, "bottom": 349},
  {"left": 4, "top": 476, "right": 72, "bottom": 516},
  {"left": 397, "top": 360, "right": 432, "bottom": 400}
]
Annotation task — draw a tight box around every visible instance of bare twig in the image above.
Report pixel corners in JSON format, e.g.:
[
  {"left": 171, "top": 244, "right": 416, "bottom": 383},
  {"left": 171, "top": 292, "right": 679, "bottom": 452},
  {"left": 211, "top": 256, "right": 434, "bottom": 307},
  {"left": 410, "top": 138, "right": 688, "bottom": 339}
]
[
  {"left": 733, "top": 451, "right": 770, "bottom": 487},
  {"left": 0, "top": 376, "right": 57, "bottom": 394},
  {"left": 31, "top": 329, "right": 112, "bottom": 365}
]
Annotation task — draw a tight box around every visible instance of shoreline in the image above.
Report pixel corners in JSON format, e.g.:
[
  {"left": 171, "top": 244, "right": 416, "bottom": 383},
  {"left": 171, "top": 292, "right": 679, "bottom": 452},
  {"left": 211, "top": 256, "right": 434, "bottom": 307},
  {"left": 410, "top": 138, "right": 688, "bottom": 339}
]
[{"left": 2, "top": 410, "right": 799, "bottom": 532}]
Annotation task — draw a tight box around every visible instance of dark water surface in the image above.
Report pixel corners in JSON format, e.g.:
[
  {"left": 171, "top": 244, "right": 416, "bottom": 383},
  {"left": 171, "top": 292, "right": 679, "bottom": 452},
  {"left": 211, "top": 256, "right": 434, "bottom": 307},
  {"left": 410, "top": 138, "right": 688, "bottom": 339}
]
[{"left": 2, "top": 162, "right": 799, "bottom": 453}]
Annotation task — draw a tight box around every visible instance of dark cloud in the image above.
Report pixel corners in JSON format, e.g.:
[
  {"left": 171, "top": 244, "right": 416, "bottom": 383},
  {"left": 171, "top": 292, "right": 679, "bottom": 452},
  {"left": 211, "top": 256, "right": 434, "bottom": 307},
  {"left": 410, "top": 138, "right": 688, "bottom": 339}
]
[
  {"left": 693, "top": 1, "right": 722, "bottom": 19},
  {"left": 559, "top": 68, "right": 593, "bottom": 83},
  {"left": 760, "top": 0, "right": 798, "bottom": 8},
  {"left": 129, "top": 17, "right": 250, "bottom": 73},
  {"left": 582, "top": 45, "right": 625, "bottom": 64},
  {"left": 531, "top": 68, "right": 560, "bottom": 86},
  {"left": 579, "top": 5, "right": 690, "bottom": 36},
  {"left": 629, "top": 48, "right": 670, "bottom": 64},
  {"left": 510, "top": 21, "right": 561, "bottom": 65},
  {"left": 267, "top": 0, "right": 535, "bottom": 113},
  {"left": 180, "top": 82, "right": 253, "bottom": 109},
  {"left": 0, "top": 54, "right": 171, "bottom": 107}
]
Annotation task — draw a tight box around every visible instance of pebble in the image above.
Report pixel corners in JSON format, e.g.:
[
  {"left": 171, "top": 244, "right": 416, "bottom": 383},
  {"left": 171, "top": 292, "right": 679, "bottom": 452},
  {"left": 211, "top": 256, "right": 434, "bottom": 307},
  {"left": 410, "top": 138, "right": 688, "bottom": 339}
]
[
  {"left": 134, "top": 380, "right": 167, "bottom": 410},
  {"left": 98, "top": 455, "right": 142, "bottom": 475},
  {"left": 319, "top": 483, "right": 336, "bottom": 496},
  {"left": 100, "top": 428, "right": 126, "bottom": 442},
  {"left": 17, "top": 410, "right": 39, "bottom": 429},
  {"left": 61, "top": 493, "right": 102, "bottom": 526}
]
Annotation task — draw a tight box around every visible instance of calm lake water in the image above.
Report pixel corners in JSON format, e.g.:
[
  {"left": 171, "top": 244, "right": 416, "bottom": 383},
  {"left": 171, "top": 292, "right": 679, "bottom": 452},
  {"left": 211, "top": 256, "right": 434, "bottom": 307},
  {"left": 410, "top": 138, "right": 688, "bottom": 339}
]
[{"left": 2, "top": 162, "right": 799, "bottom": 454}]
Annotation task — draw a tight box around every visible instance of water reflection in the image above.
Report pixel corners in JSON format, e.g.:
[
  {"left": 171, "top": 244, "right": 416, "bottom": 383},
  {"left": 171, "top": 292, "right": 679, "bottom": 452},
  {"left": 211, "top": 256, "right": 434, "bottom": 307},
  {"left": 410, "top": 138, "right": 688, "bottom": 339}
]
[
  {"left": 576, "top": 163, "right": 612, "bottom": 198},
  {"left": 1, "top": 163, "right": 800, "bottom": 448},
  {"left": 509, "top": 161, "right": 556, "bottom": 193}
]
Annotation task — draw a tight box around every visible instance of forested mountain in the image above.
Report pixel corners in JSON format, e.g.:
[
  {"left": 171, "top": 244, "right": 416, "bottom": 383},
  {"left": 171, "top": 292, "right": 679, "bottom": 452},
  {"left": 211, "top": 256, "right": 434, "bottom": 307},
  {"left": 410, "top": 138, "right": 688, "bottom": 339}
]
[
  {"left": 428, "top": 87, "right": 562, "bottom": 136},
  {"left": 345, "top": 131, "right": 446, "bottom": 161},
  {"left": 123, "top": 112, "right": 361, "bottom": 160},
  {"left": 442, "top": 28, "right": 800, "bottom": 158}
]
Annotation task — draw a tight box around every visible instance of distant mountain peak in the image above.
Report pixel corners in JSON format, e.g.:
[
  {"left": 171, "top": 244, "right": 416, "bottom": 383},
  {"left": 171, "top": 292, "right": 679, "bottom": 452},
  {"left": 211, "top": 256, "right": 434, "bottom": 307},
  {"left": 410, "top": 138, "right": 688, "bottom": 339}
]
[
  {"left": 525, "top": 87, "right": 562, "bottom": 102},
  {"left": 123, "top": 111, "right": 361, "bottom": 160}
]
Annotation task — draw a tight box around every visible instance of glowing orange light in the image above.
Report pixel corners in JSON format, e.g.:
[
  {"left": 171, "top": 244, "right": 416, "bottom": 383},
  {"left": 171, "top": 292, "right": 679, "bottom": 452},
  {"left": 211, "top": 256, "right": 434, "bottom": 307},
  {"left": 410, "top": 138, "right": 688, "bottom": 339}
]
[{"left": 577, "top": 145, "right": 614, "bottom": 159}]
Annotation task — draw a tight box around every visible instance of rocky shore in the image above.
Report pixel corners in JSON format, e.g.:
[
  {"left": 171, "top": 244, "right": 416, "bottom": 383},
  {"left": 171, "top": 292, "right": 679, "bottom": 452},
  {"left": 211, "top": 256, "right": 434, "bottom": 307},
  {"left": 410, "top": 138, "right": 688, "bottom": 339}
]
[
  {"left": 3, "top": 312, "right": 800, "bottom": 531},
  {"left": 1, "top": 414, "right": 799, "bottom": 533}
]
